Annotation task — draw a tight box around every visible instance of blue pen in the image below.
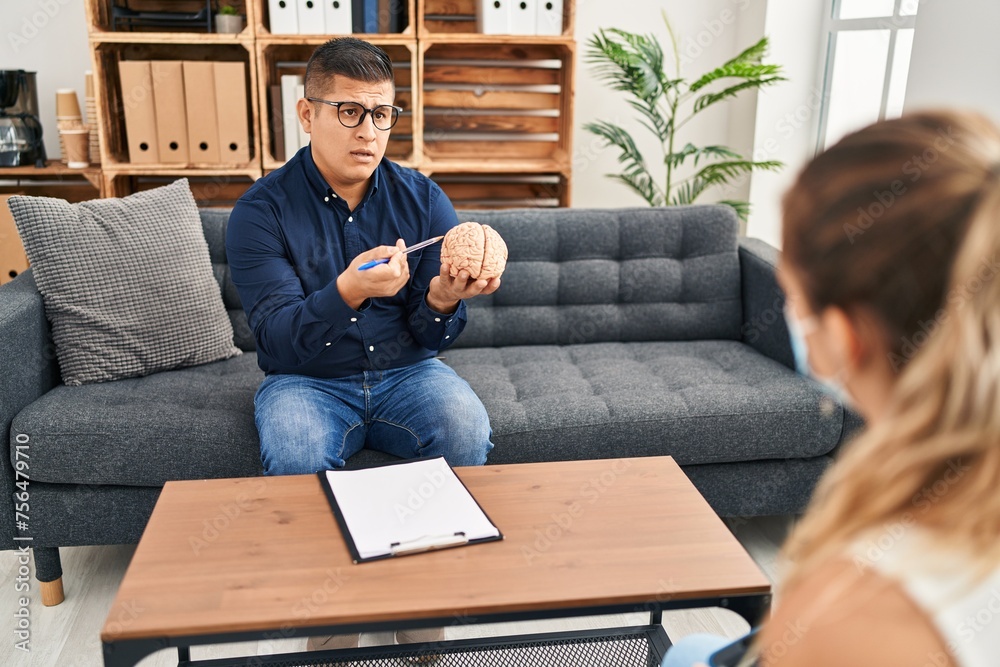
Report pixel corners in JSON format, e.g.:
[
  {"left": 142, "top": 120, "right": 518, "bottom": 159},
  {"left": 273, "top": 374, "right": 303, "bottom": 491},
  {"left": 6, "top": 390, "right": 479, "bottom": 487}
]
[{"left": 357, "top": 236, "right": 444, "bottom": 271}]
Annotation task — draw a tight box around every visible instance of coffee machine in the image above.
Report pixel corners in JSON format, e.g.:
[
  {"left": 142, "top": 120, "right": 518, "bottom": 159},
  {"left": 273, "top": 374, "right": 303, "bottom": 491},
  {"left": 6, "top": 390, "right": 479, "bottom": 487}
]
[{"left": 0, "top": 70, "right": 47, "bottom": 168}]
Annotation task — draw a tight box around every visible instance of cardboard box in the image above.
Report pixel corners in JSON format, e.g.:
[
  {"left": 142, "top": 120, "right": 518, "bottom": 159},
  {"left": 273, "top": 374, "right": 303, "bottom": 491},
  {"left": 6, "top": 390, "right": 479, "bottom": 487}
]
[
  {"left": 214, "top": 61, "right": 251, "bottom": 165},
  {"left": 151, "top": 61, "right": 190, "bottom": 164},
  {"left": 0, "top": 195, "right": 29, "bottom": 285},
  {"left": 183, "top": 61, "right": 221, "bottom": 164},
  {"left": 118, "top": 61, "right": 160, "bottom": 164}
]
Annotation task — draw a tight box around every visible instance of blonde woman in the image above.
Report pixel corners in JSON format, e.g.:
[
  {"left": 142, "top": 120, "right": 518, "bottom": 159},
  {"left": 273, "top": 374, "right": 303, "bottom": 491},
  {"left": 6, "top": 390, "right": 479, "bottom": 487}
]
[{"left": 664, "top": 110, "right": 1000, "bottom": 667}]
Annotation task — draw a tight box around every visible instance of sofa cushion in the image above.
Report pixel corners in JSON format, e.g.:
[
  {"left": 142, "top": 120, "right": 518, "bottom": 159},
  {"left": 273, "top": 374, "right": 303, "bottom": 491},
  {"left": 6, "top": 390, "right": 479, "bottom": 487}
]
[
  {"left": 451, "top": 206, "right": 743, "bottom": 348},
  {"left": 444, "top": 340, "right": 845, "bottom": 465},
  {"left": 12, "top": 353, "right": 263, "bottom": 486},
  {"left": 8, "top": 180, "right": 241, "bottom": 385}
]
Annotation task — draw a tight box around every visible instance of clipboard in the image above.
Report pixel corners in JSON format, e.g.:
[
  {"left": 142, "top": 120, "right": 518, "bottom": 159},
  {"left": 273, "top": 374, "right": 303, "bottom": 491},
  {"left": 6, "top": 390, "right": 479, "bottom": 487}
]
[{"left": 318, "top": 457, "right": 503, "bottom": 564}]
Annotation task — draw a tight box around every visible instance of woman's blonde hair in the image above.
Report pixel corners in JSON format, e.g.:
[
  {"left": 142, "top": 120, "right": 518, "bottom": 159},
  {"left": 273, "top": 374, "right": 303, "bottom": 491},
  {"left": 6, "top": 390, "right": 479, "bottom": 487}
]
[{"left": 780, "top": 112, "right": 1000, "bottom": 590}]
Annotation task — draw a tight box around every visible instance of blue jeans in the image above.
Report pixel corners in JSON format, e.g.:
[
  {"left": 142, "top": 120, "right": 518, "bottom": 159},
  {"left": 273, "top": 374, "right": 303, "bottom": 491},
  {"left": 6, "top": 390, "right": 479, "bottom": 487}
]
[{"left": 255, "top": 358, "right": 494, "bottom": 475}]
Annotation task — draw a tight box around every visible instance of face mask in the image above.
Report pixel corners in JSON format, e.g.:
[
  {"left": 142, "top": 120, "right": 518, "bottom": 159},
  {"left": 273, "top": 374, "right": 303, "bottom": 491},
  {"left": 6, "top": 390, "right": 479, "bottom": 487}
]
[{"left": 784, "top": 305, "right": 855, "bottom": 409}]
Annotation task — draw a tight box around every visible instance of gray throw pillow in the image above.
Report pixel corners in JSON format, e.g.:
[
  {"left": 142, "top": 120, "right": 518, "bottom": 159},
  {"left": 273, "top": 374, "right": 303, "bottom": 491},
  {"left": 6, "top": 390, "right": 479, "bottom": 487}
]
[{"left": 9, "top": 179, "right": 240, "bottom": 386}]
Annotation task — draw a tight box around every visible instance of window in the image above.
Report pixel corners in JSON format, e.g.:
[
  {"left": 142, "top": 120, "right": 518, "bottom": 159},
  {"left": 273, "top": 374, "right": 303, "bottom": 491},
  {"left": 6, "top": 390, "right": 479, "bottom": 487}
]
[{"left": 817, "top": 0, "right": 919, "bottom": 150}]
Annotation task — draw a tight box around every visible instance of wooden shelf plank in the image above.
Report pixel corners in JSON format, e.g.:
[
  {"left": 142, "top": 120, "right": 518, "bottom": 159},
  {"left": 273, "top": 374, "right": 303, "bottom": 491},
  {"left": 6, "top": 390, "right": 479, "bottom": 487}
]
[{"left": 0, "top": 161, "right": 102, "bottom": 178}]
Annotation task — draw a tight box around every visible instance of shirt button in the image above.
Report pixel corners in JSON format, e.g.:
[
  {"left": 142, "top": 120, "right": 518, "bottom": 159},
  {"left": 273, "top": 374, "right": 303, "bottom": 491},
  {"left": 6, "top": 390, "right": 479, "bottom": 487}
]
[
  {"left": 445, "top": 335, "right": 450, "bottom": 340},
  {"left": 332, "top": 193, "right": 338, "bottom": 199},
  {"left": 350, "top": 317, "right": 357, "bottom": 322},
  {"left": 324, "top": 196, "right": 329, "bottom": 202},
  {"left": 348, "top": 216, "right": 353, "bottom": 222},
  {"left": 325, "top": 342, "right": 331, "bottom": 346},
  {"left": 434, "top": 317, "right": 441, "bottom": 322},
  {"left": 447, "top": 319, "right": 453, "bottom": 324},
  {"left": 369, "top": 345, "right": 375, "bottom": 352}
]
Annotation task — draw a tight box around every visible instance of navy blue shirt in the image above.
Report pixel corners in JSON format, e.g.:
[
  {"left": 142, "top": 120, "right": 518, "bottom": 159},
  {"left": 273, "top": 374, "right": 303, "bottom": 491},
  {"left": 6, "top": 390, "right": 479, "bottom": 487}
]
[{"left": 226, "top": 147, "right": 467, "bottom": 378}]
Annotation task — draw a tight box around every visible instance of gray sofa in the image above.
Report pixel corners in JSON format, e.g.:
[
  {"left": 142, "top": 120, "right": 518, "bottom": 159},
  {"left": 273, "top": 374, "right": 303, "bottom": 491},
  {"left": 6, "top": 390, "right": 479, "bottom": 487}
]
[{"left": 1, "top": 204, "right": 859, "bottom": 599}]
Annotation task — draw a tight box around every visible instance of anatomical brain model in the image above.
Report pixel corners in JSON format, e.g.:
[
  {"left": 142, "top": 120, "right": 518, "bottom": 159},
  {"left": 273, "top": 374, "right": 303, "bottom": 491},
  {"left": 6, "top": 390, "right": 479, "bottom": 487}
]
[{"left": 440, "top": 222, "right": 508, "bottom": 281}]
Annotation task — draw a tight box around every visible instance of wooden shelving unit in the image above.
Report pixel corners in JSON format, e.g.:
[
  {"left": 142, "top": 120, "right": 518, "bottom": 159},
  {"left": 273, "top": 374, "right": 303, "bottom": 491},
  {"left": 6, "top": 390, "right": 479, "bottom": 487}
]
[
  {"left": 83, "top": 0, "right": 575, "bottom": 207},
  {"left": 0, "top": 161, "right": 104, "bottom": 201}
]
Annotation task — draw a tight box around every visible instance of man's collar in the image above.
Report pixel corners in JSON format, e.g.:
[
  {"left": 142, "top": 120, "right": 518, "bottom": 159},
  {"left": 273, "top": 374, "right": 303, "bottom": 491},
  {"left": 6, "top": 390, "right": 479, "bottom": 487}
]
[{"left": 303, "top": 145, "right": 382, "bottom": 202}]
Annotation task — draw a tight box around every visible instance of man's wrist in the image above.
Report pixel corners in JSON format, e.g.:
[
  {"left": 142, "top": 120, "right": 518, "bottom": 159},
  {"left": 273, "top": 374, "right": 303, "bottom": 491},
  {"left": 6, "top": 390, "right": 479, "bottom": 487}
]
[
  {"left": 426, "top": 281, "right": 459, "bottom": 314},
  {"left": 336, "top": 273, "right": 366, "bottom": 310}
]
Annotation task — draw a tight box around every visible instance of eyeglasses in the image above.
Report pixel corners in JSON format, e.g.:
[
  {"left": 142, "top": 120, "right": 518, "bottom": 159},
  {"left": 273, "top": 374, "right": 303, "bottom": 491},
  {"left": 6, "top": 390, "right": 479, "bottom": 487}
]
[{"left": 306, "top": 98, "right": 402, "bottom": 131}]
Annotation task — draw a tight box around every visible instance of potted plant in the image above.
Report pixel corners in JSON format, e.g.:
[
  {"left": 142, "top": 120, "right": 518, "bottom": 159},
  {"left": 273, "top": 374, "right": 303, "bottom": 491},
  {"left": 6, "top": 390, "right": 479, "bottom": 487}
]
[
  {"left": 215, "top": 2, "right": 244, "bottom": 34},
  {"left": 585, "top": 14, "right": 786, "bottom": 221}
]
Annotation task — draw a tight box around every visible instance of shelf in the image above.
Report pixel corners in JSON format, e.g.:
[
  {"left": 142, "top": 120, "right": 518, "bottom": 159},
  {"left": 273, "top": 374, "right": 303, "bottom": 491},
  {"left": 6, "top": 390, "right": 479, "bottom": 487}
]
[
  {"left": 103, "top": 172, "right": 260, "bottom": 205},
  {"left": 421, "top": 157, "right": 568, "bottom": 175},
  {"left": 85, "top": 0, "right": 256, "bottom": 40},
  {"left": 419, "top": 40, "right": 574, "bottom": 171},
  {"left": 251, "top": 0, "right": 416, "bottom": 40},
  {"left": 418, "top": 0, "right": 574, "bottom": 39},
  {"left": 91, "top": 40, "right": 260, "bottom": 172},
  {"left": 254, "top": 33, "right": 417, "bottom": 46},
  {"left": 431, "top": 171, "right": 568, "bottom": 208},
  {"left": 257, "top": 40, "right": 418, "bottom": 170},
  {"left": 0, "top": 161, "right": 102, "bottom": 179},
  {"left": 83, "top": 0, "right": 575, "bottom": 206},
  {"left": 88, "top": 30, "right": 255, "bottom": 45},
  {"left": 0, "top": 161, "right": 104, "bottom": 199}
]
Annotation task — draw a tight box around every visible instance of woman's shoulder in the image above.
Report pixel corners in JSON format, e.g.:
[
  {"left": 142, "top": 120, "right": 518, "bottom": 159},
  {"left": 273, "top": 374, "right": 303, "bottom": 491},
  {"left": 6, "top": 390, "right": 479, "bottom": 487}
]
[{"left": 758, "top": 558, "right": 954, "bottom": 666}]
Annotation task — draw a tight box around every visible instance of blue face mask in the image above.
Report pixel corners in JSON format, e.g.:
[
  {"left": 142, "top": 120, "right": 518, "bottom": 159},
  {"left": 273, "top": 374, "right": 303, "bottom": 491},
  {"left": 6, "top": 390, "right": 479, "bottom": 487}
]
[{"left": 784, "top": 305, "right": 854, "bottom": 409}]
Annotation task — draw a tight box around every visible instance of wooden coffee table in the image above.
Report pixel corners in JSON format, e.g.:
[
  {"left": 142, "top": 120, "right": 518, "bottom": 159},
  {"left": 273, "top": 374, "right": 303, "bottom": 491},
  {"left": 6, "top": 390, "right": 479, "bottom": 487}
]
[{"left": 101, "top": 456, "right": 771, "bottom": 666}]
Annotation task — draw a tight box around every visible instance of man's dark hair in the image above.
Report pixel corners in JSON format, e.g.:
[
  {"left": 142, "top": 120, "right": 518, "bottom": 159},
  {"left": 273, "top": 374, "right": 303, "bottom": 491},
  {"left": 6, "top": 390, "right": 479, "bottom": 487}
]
[{"left": 305, "top": 37, "right": 394, "bottom": 98}]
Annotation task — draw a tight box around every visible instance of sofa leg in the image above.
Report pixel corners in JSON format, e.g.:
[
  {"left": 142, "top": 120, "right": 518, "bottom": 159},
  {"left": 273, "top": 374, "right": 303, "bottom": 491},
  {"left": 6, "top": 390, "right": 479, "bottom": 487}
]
[{"left": 33, "top": 547, "right": 65, "bottom": 606}]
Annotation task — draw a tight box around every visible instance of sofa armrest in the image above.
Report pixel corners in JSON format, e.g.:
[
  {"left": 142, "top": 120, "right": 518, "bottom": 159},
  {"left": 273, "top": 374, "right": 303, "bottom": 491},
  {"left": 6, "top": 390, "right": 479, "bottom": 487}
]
[
  {"left": 739, "top": 237, "right": 794, "bottom": 370},
  {"left": 0, "top": 270, "right": 59, "bottom": 550}
]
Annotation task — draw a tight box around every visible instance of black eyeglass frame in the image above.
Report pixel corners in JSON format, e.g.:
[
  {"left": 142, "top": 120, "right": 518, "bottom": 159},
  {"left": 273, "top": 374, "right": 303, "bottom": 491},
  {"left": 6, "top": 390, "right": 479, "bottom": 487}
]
[{"left": 306, "top": 97, "right": 402, "bottom": 131}]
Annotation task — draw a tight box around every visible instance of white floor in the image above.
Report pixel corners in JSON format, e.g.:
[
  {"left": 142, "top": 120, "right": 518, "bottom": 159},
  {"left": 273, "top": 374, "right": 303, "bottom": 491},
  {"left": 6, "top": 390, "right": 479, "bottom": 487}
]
[{"left": 0, "top": 516, "right": 793, "bottom": 667}]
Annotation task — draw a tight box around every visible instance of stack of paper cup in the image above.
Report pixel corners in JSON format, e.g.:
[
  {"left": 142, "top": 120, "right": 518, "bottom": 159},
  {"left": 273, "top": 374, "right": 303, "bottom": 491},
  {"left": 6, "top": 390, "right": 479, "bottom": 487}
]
[
  {"left": 56, "top": 89, "right": 83, "bottom": 165},
  {"left": 85, "top": 72, "right": 100, "bottom": 165}
]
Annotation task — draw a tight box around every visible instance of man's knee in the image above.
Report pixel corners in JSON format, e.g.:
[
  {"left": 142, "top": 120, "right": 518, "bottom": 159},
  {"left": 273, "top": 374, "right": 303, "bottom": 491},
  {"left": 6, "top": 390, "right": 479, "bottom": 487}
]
[
  {"left": 437, "top": 395, "right": 493, "bottom": 466},
  {"left": 259, "top": 427, "right": 333, "bottom": 475}
]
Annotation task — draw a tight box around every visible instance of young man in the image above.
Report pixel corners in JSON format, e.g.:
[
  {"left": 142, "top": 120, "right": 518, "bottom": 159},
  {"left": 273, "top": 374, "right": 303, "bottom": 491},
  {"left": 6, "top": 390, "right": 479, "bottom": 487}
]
[{"left": 227, "top": 37, "right": 498, "bottom": 477}]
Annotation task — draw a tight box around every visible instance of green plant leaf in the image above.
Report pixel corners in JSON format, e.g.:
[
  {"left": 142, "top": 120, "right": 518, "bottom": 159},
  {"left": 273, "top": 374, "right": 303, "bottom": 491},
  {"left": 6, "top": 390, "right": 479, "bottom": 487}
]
[
  {"left": 586, "top": 29, "right": 667, "bottom": 103},
  {"left": 691, "top": 159, "right": 783, "bottom": 186},
  {"left": 608, "top": 173, "right": 663, "bottom": 207},
  {"left": 724, "top": 38, "right": 770, "bottom": 67},
  {"left": 584, "top": 120, "right": 664, "bottom": 205},
  {"left": 692, "top": 76, "right": 785, "bottom": 113},
  {"left": 689, "top": 62, "right": 784, "bottom": 93},
  {"left": 718, "top": 199, "right": 751, "bottom": 222}
]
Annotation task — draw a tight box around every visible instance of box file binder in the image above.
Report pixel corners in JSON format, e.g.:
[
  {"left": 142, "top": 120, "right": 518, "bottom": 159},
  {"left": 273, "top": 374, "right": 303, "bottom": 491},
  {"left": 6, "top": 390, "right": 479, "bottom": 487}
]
[
  {"left": 0, "top": 195, "right": 29, "bottom": 286},
  {"left": 318, "top": 457, "right": 502, "bottom": 563},
  {"left": 182, "top": 61, "right": 221, "bottom": 164},
  {"left": 269, "top": 0, "right": 299, "bottom": 33},
  {"left": 536, "top": 0, "right": 562, "bottom": 35},
  {"left": 324, "top": 0, "right": 352, "bottom": 33},
  {"left": 213, "top": 61, "right": 251, "bottom": 165},
  {"left": 352, "top": 0, "right": 378, "bottom": 32},
  {"left": 150, "top": 61, "right": 189, "bottom": 164},
  {"left": 269, "top": 84, "right": 285, "bottom": 162},
  {"left": 280, "top": 74, "right": 303, "bottom": 159},
  {"left": 297, "top": 0, "right": 322, "bottom": 34},
  {"left": 510, "top": 0, "right": 536, "bottom": 34},
  {"left": 478, "top": 0, "right": 510, "bottom": 34},
  {"left": 117, "top": 61, "right": 160, "bottom": 164}
]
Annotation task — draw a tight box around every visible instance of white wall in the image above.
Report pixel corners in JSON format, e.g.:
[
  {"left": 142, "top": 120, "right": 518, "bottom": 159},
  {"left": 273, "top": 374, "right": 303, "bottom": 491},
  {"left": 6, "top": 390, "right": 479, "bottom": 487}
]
[
  {"left": 905, "top": 0, "right": 1000, "bottom": 123},
  {"left": 572, "top": 0, "right": 763, "bottom": 208},
  {"left": 3, "top": 0, "right": 91, "bottom": 160},
  {"left": 744, "top": 0, "right": 828, "bottom": 247}
]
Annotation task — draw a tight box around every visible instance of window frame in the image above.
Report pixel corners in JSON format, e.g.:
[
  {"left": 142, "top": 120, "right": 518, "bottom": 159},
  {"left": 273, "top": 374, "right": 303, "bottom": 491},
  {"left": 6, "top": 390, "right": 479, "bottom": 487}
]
[{"left": 816, "top": 0, "right": 918, "bottom": 152}]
